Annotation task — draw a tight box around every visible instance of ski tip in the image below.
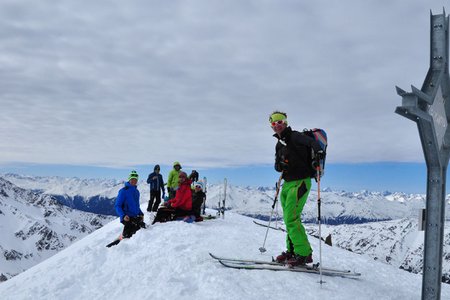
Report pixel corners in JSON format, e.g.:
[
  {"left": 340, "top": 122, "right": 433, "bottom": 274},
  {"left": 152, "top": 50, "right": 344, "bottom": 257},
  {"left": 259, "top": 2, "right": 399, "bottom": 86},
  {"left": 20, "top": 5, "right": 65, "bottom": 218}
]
[{"left": 218, "top": 260, "right": 237, "bottom": 269}]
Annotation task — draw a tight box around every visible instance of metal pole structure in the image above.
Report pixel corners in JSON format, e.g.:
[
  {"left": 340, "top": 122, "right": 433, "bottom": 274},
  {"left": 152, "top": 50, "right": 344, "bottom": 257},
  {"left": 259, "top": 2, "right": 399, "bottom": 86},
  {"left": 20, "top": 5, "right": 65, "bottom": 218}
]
[{"left": 396, "top": 10, "right": 450, "bottom": 300}]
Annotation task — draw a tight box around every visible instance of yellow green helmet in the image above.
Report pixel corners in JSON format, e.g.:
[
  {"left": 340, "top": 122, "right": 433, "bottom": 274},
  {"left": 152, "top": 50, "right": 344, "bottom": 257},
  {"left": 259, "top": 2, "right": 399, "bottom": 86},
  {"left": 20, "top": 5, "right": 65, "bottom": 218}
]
[{"left": 269, "top": 111, "right": 288, "bottom": 125}]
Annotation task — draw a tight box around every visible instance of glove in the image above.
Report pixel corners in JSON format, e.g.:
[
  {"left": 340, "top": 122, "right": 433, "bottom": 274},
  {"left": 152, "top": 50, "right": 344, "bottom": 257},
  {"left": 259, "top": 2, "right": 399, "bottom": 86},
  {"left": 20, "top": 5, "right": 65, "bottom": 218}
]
[
  {"left": 312, "top": 160, "right": 321, "bottom": 169},
  {"left": 280, "top": 161, "right": 289, "bottom": 171},
  {"left": 275, "top": 160, "right": 289, "bottom": 172}
]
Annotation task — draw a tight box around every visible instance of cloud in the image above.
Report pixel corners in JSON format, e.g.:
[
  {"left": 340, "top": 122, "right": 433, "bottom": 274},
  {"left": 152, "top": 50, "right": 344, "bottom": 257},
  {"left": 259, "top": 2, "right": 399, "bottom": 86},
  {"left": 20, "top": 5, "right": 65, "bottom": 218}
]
[{"left": 0, "top": 0, "right": 448, "bottom": 168}]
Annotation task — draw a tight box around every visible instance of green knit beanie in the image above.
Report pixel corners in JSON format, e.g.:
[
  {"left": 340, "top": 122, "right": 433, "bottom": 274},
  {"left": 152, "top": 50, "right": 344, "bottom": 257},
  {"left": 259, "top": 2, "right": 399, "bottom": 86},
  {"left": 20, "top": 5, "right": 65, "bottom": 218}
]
[{"left": 128, "top": 170, "right": 139, "bottom": 181}]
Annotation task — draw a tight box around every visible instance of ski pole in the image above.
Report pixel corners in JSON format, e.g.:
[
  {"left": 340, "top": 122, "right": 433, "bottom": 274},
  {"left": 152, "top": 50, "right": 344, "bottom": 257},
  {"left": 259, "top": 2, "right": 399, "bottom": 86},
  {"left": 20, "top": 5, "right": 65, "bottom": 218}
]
[
  {"left": 259, "top": 174, "right": 283, "bottom": 253},
  {"left": 316, "top": 165, "right": 323, "bottom": 285},
  {"left": 202, "top": 177, "right": 207, "bottom": 215}
]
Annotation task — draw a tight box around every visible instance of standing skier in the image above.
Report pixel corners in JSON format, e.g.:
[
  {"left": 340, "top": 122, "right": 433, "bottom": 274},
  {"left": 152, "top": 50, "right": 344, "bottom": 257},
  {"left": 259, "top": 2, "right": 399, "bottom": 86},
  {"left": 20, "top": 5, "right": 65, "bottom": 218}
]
[
  {"left": 146, "top": 165, "right": 165, "bottom": 212},
  {"left": 270, "top": 111, "right": 323, "bottom": 266},
  {"left": 167, "top": 161, "right": 182, "bottom": 200},
  {"left": 114, "top": 170, "right": 145, "bottom": 239}
]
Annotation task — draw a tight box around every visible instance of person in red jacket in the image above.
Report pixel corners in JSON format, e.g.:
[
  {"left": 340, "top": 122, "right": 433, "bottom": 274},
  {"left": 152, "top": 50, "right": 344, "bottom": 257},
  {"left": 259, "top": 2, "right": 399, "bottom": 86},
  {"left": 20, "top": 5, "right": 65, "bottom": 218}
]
[
  {"left": 152, "top": 172, "right": 193, "bottom": 224},
  {"left": 164, "top": 171, "right": 192, "bottom": 217}
]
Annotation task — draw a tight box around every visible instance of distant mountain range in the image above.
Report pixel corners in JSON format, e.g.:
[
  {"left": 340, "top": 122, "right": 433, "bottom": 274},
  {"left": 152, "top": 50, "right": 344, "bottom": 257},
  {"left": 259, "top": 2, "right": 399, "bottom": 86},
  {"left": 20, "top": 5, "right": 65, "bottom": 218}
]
[
  {"left": 1, "top": 173, "right": 450, "bottom": 284},
  {"left": 2, "top": 173, "right": 123, "bottom": 215},
  {"left": 0, "top": 177, "right": 114, "bottom": 282},
  {"left": 5, "top": 173, "right": 447, "bottom": 224}
]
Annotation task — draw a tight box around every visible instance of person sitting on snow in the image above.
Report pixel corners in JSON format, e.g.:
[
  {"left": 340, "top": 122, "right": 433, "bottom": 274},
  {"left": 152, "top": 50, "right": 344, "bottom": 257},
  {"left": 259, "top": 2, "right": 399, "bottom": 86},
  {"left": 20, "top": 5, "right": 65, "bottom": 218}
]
[
  {"left": 152, "top": 171, "right": 192, "bottom": 223},
  {"left": 192, "top": 182, "right": 206, "bottom": 221},
  {"left": 114, "top": 170, "right": 145, "bottom": 238},
  {"left": 165, "top": 171, "right": 192, "bottom": 217}
]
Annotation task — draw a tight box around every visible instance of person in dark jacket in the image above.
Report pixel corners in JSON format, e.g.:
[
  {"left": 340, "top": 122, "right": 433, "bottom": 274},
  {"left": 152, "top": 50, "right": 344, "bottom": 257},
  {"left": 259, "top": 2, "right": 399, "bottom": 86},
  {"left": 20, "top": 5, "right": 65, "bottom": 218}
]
[
  {"left": 270, "top": 111, "right": 323, "bottom": 266},
  {"left": 191, "top": 181, "right": 206, "bottom": 221},
  {"left": 146, "top": 164, "right": 165, "bottom": 212},
  {"left": 114, "top": 170, "right": 145, "bottom": 239},
  {"left": 189, "top": 170, "right": 199, "bottom": 182}
]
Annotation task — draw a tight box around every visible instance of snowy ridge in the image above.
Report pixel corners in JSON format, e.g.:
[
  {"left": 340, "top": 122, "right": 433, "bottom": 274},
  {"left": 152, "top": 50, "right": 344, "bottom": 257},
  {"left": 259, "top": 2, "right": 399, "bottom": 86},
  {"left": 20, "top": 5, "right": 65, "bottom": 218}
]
[
  {"left": 1, "top": 205, "right": 450, "bottom": 299},
  {"left": 0, "top": 178, "right": 114, "bottom": 282}
]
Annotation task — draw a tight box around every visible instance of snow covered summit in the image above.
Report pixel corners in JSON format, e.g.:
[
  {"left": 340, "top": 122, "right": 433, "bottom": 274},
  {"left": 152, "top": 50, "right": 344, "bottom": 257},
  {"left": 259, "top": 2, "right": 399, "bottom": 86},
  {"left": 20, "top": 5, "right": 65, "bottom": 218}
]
[{"left": 1, "top": 205, "right": 449, "bottom": 299}]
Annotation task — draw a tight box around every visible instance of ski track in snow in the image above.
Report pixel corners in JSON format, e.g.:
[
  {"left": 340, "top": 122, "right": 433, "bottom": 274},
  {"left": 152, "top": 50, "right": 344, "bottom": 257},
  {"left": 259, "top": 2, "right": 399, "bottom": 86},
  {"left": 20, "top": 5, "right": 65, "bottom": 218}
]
[{"left": 1, "top": 204, "right": 450, "bottom": 300}]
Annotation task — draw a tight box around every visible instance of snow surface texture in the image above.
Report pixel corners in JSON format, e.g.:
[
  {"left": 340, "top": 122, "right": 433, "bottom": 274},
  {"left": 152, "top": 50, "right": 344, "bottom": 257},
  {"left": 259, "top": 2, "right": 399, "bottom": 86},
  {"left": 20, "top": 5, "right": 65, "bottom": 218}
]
[
  {"left": 0, "top": 178, "right": 115, "bottom": 281},
  {"left": 1, "top": 206, "right": 449, "bottom": 300}
]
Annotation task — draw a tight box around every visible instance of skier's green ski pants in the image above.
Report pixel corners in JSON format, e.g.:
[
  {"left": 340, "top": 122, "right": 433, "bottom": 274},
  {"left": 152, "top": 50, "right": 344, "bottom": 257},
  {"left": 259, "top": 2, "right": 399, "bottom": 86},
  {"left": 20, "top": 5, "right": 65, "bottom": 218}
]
[{"left": 280, "top": 178, "right": 312, "bottom": 256}]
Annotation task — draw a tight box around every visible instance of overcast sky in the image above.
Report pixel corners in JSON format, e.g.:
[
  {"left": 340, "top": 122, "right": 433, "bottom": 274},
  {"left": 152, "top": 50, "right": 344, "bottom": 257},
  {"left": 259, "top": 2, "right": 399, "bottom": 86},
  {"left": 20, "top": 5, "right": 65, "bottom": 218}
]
[{"left": 0, "top": 0, "right": 448, "bottom": 172}]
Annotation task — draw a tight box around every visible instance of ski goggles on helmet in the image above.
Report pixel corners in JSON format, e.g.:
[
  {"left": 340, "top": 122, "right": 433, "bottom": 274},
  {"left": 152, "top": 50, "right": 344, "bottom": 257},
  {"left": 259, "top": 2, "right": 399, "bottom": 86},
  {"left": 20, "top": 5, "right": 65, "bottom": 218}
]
[{"left": 270, "top": 119, "right": 286, "bottom": 127}]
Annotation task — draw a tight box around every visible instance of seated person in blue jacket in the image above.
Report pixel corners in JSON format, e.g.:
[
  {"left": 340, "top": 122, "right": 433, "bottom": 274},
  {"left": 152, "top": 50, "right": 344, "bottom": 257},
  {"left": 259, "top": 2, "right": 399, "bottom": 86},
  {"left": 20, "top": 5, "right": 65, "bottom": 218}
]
[{"left": 114, "top": 170, "right": 145, "bottom": 238}]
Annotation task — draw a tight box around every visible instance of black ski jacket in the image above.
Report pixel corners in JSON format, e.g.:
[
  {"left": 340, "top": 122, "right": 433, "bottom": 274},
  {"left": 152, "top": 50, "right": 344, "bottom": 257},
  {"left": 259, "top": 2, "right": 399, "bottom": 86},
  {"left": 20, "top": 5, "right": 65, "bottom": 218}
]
[
  {"left": 273, "top": 126, "right": 322, "bottom": 182},
  {"left": 192, "top": 190, "right": 206, "bottom": 216}
]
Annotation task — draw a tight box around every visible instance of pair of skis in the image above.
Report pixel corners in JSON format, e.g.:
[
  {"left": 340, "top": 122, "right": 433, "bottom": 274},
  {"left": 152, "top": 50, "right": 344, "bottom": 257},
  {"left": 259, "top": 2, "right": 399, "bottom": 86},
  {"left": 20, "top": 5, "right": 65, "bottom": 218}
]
[{"left": 209, "top": 252, "right": 361, "bottom": 278}]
